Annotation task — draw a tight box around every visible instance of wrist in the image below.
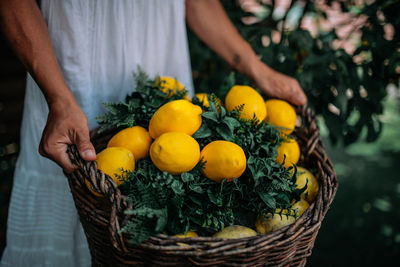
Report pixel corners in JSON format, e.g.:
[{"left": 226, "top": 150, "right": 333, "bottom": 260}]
[
  {"left": 247, "top": 57, "right": 271, "bottom": 83},
  {"left": 47, "top": 88, "right": 79, "bottom": 112},
  {"left": 234, "top": 48, "right": 272, "bottom": 83}
]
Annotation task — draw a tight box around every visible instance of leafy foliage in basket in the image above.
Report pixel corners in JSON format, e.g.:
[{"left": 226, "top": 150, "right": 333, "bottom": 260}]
[
  {"left": 189, "top": 0, "right": 400, "bottom": 145},
  {"left": 97, "top": 70, "right": 187, "bottom": 131},
  {"left": 97, "top": 70, "right": 305, "bottom": 244}
]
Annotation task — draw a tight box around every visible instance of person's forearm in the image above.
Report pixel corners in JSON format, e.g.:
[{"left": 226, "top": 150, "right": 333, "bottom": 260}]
[
  {"left": 0, "top": 0, "right": 96, "bottom": 170},
  {"left": 0, "top": 0, "right": 75, "bottom": 107},
  {"left": 186, "top": 0, "right": 307, "bottom": 105},
  {"left": 186, "top": 0, "right": 260, "bottom": 79}
]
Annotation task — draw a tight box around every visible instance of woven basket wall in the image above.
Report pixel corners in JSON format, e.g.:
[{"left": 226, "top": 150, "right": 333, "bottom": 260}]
[{"left": 66, "top": 106, "right": 338, "bottom": 267}]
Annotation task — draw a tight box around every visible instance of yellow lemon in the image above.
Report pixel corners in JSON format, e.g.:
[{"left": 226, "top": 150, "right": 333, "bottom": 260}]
[
  {"left": 155, "top": 76, "right": 188, "bottom": 99},
  {"left": 255, "top": 209, "right": 296, "bottom": 234},
  {"left": 195, "top": 93, "right": 223, "bottom": 110},
  {"left": 265, "top": 99, "right": 297, "bottom": 135},
  {"left": 96, "top": 147, "right": 135, "bottom": 184},
  {"left": 174, "top": 230, "right": 199, "bottom": 247},
  {"left": 213, "top": 225, "right": 257, "bottom": 239},
  {"left": 276, "top": 138, "right": 300, "bottom": 169},
  {"left": 200, "top": 141, "right": 247, "bottom": 182},
  {"left": 291, "top": 198, "right": 310, "bottom": 217},
  {"left": 86, "top": 147, "right": 135, "bottom": 197},
  {"left": 295, "top": 167, "right": 319, "bottom": 203},
  {"left": 107, "top": 126, "right": 152, "bottom": 160},
  {"left": 225, "top": 85, "right": 267, "bottom": 123},
  {"left": 148, "top": 100, "right": 202, "bottom": 139},
  {"left": 150, "top": 132, "right": 200, "bottom": 175},
  {"left": 174, "top": 231, "right": 199, "bottom": 238}
]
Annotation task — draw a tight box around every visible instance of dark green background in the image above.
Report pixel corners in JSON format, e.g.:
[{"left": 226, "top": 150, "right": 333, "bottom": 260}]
[{"left": 308, "top": 97, "right": 400, "bottom": 266}]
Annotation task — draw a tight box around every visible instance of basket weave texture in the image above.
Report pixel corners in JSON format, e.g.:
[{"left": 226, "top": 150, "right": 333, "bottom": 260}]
[{"left": 65, "top": 106, "right": 338, "bottom": 267}]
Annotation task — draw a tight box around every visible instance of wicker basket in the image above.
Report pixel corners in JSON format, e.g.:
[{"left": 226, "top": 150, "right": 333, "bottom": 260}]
[{"left": 66, "top": 106, "right": 338, "bottom": 266}]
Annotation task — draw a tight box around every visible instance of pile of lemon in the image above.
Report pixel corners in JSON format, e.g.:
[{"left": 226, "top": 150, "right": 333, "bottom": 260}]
[{"left": 87, "top": 76, "right": 319, "bottom": 239}]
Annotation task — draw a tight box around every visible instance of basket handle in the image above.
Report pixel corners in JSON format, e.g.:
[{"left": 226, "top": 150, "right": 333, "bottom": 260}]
[
  {"left": 295, "top": 106, "right": 319, "bottom": 156},
  {"left": 66, "top": 144, "right": 129, "bottom": 253},
  {"left": 294, "top": 106, "right": 338, "bottom": 221}
]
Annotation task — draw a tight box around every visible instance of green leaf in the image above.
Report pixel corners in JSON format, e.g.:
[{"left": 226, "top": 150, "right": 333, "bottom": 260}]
[
  {"left": 216, "top": 124, "right": 233, "bottom": 141},
  {"left": 188, "top": 195, "right": 202, "bottom": 207},
  {"left": 189, "top": 184, "right": 204, "bottom": 194},
  {"left": 201, "top": 111, "right": 220, "bottom": 123},
  {"left": 207, "top": 189, "right": 223, "bottom": 207},
  {"left": 171, "top": 180, "right": 184, "bottom": 195},
  {"left": 223, "top": 117, "right": 241, "bottom": 132},
  {"left": 181, "top": 172, "right": 194, "bottom": 182},
  {"left": 258, "top": 192, "right": 276, "bottom": 210},
  {"left": 193, "top": 124, "right": 213, "bottom": 139},
  {"left": 155, "top": 208, "right": 168, "bottom": 232}
]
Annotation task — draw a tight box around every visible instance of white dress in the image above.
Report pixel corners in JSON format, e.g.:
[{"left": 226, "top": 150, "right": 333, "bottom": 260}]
[{"left": 1, "top": 1, "right": 193, "bottom": 266}]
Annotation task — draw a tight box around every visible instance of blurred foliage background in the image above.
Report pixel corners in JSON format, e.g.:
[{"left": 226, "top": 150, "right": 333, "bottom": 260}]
[
  {"left": 189, "top": 0, "right": 400, "bottom": 145},
  {"left": 1, "top": 0, "right": 400, "bottom": 265},
  {"left": 308, "top": 96, "right": 400, "bottom": 266}
]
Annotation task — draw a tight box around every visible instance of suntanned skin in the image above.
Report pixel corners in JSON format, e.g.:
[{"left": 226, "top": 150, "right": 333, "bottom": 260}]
[
  {"left": 186, "top": 0, "right": 307, "bottom": 106},
  {"left": 0, "top": 0, "right": 306, "bottom": 172}
]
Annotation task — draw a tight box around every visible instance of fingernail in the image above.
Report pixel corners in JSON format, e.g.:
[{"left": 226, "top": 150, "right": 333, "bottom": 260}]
[{"left": 82, "top": 150, "right": 95, "bottom": 158}]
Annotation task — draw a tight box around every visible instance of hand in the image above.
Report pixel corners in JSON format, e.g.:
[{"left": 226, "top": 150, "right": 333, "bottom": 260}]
[
  {"left": 252, "top": 62, "right": 307, "bottom": 106},
  {"left": 39, "top": 97, "right": 96, "bottom": 173}
]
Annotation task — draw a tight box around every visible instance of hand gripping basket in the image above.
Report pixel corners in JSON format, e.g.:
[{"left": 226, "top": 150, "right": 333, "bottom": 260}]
[{"left": 66, "top": 106, "right": 338, "bottom": 267}]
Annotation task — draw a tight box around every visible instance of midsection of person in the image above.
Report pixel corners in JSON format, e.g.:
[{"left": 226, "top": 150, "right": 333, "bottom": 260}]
[
  {"left": 18, "top": 0, "right": 193, "bottom": 176},
  {"left": 38, "top": 0, "right": 193, "bottom": 129}
]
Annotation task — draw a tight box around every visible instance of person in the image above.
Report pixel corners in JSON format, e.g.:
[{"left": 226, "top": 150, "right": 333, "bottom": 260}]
[{"left": 0, "top": 0, "right": 306, "bottom": 266}]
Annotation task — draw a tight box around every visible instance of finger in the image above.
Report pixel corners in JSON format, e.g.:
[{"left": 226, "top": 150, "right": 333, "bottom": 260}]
[
  {"left": 289, "top": 81, "right": 307, "bottom": 106},
  {"left": 75, "top": 128, "right": 96, "bottom": 161},
  {"left": 292, "top": 91, "right": 307, "bottom": 106},
  {"left": 38, "top": 126, "right": 50, "bottom": 158},
  {"left": 38, "top": 140, "right": 48, "bottom": 158},
  {"left": 52, "top": 146, "right": 77, "bottom": 173},
  {"left": 40, "top": 141, "right": 77, "bottom": 173}
]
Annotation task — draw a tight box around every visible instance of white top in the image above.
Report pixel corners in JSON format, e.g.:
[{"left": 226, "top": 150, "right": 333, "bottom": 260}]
[{"left": 1, "top": 1, "right": 193, "bottom": 266}]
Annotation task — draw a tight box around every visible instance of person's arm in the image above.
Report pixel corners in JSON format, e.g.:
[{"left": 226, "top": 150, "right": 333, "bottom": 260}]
[
  {"left": 0, "top": 0, "right": 96, "bottom": 172},
  {"left": 186, "top": 0, "right": 307, "bottom": 106}
]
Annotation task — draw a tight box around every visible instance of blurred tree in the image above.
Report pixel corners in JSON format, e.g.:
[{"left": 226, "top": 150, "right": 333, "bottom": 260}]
[{"left": 188, "top": 0, "right": 400, "bottom": 145}]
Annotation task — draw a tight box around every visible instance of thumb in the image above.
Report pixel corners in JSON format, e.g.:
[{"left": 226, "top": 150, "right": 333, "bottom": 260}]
[
  {"left": 291, "top": 91, "right": 307, "bottom": 106},
  {"left": 75, "top": 128, "right": 96, "bottom": 161},
  {"left": 295, "top": 89, "right": 307, "bottom": 106},
  {"left": 290, "top": 81, "right": 307, "bottom": 106}
]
